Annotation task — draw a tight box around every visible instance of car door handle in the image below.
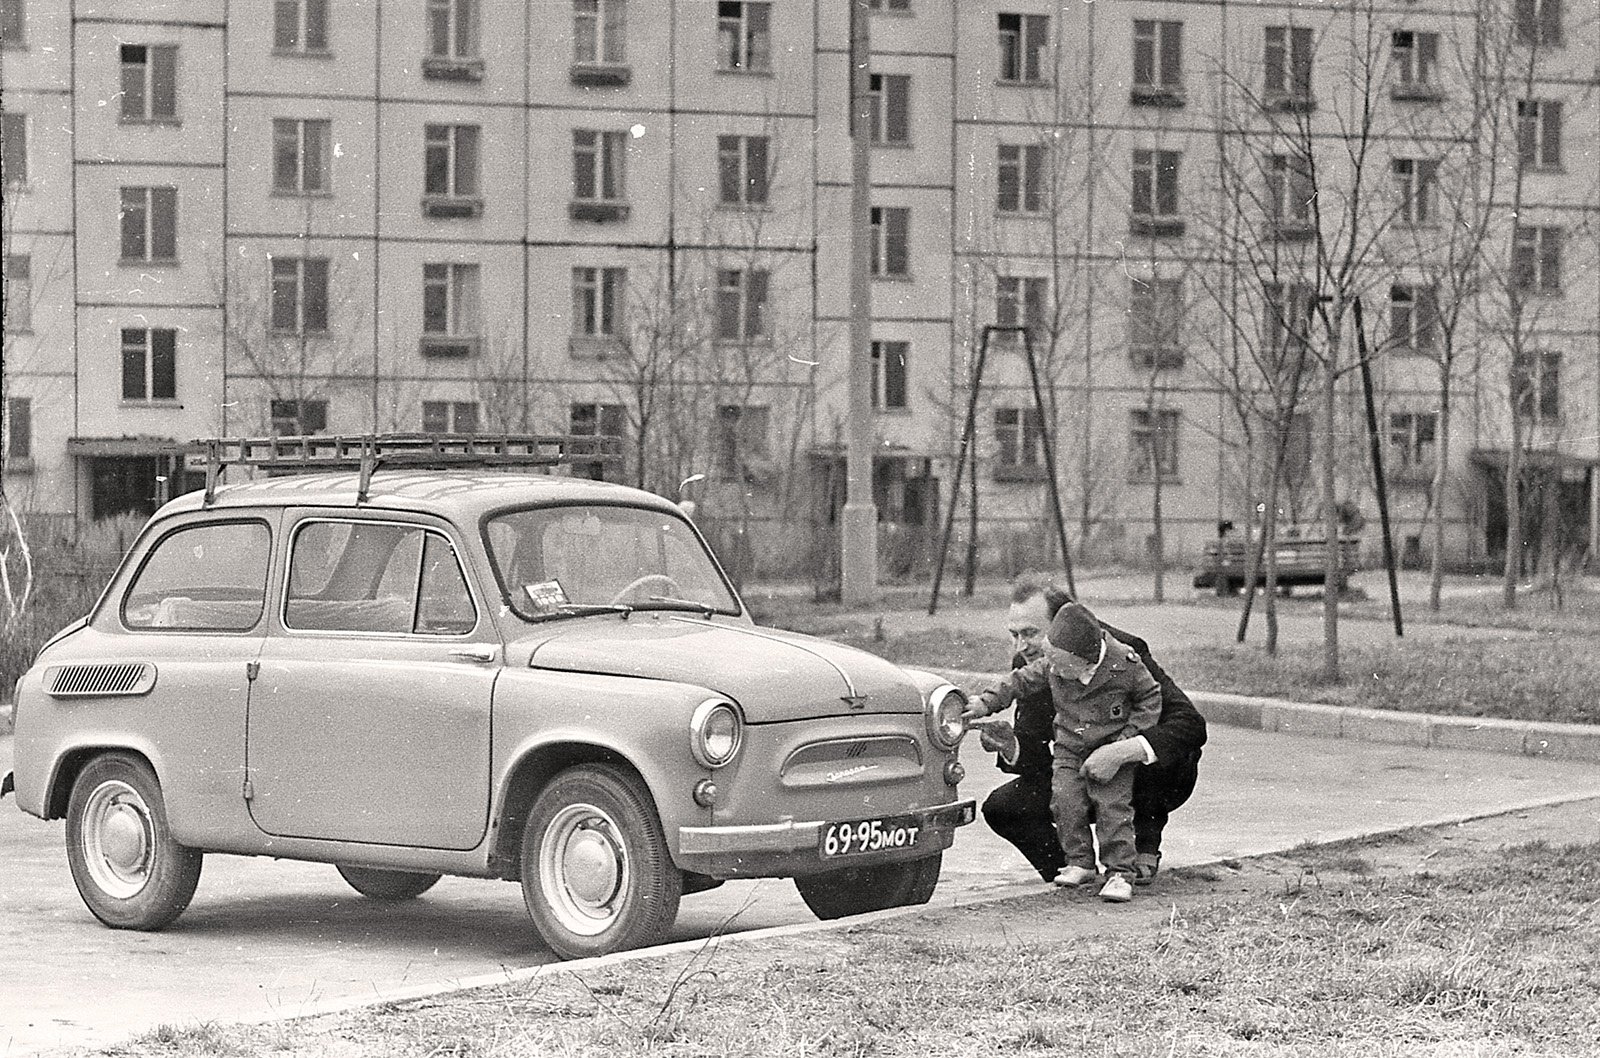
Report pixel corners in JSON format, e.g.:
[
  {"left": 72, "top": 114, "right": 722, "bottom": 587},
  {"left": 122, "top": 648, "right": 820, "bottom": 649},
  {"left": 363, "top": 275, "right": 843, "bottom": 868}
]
[{"left": 448, "top": 647, "right": 497, "bottom": 663}]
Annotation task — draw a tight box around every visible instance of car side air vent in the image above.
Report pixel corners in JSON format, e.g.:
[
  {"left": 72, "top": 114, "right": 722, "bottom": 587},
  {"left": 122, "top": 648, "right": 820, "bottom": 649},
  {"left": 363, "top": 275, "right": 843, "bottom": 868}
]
[{"left": 44, "top": 663, "right": 157, "bottom": 699}]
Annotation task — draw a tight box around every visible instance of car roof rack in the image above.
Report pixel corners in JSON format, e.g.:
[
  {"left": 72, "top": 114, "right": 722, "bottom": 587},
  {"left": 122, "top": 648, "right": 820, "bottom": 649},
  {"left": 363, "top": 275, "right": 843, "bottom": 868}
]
[{"left": 196, "top": 433, "right": 623, "bottom": 506}]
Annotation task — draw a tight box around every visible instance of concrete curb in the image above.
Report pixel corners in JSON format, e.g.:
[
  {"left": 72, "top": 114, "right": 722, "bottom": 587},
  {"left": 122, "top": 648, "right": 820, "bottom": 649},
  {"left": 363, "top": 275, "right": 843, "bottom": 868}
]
[{"left": 935, "top": 669, "right": 1600, "bottom": 764}]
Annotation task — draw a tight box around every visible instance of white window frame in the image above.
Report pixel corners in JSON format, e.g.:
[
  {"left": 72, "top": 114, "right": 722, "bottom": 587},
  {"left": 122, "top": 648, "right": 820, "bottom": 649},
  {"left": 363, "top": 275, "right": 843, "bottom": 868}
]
[
  {"left": 573, "top": 129, "right": 627, "bottom": 203},
  {"left": 422, "top": 400, "right": 480, "bottom": 435},
  {"left": 716, "top": 268, "right": 770, "bottom": 342},
  {"left": 4, "top": 253, "right": 30, "bottom": 332},
  {"left": 273, "top": 118, "right": 332, "bottom": 194},
  {"left": 717, "top": 1, "right": 771, "bottom": 72},
  {"left": 870, "top": 206, "right": 910, "bottom": 278},
  {"left": 1390, "top": 31, "right": 1439, "bottom": 92},
  {"left": 2, "top": 112, "right": 28, "bottom": 188},
  {"left": 424, "top": 123, "right": 481, "bottom": 198},
  {"left": 1267, "top": 154, "right": 1313, "bottom": 226},
  {"left": 119, "top": 186, "right": 178, "bottom": 263},
  {"left": 1391, "top": 158, "right": 1438, "bottom": 225},
  {"left": 574, "top": 0, "right": 626, "bottom": 64},
  {"left": 1518, "top": 99, "right": 1563, "bottom": 169},
  {"left": 572, "top": 265, "right": 626, "bottom": 339},
  {"left": 718, "top": 134, "right": 770, "bottom": 207},
  {"left": 997, "top": 13, "right": 1049, "bottom": 85},
  {"left": 120, "top": 326, "right": 178, "bottom": 402},
  {"left": 867, "top": 73, "right": 911, "bottom": 145},
  {"left": 1129, "top": 408, "right": 1180, "bottom": 481},
  {"left": 1133, "top": 20, "right": 1183, "bottom": 90},
  {"left": 1387, "top": 411, "right": 1438, "bottom": 472},
  {"left": 120, "top": 44, "right": 178, "bottom": 123},
  {"left": 1513, "top": 225, "right": 1562, "bottom": 295},
  {"left": 997, "top": 143, "right": 1045, "bottom": 214},
  {"left": 423, "top": 262, "right": 482, "bottom": 338},
  {"left": 270, "top": 256, "right": 330, "bottom": 334},
  {"left": 427, "top": 0, "right": 478, "bottom": 58},
  {"left": 274, "top": 0, "right": 330, "bottom": 54},
  {"left": 870, "top": 340, "right": 909, "bottom": 411}
]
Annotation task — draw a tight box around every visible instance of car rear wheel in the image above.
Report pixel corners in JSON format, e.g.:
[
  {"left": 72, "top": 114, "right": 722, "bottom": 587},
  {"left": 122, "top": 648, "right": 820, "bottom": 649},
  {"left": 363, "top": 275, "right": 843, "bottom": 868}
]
[
  {"left": 794, "top": 852, "right": 943, "bottom": 921},
  {"left": 65, "top": 753, "right": 203, "bottom": 930},
  {"left": 335, "top": 865, "right": 442, "bottom": 901},
  {"left": 520, "top": 764, "right": 682, "bottom": 960}
]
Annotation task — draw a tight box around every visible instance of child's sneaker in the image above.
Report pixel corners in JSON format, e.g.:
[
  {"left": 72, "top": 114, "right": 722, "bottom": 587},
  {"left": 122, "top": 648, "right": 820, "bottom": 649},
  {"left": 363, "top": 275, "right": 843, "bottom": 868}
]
[
  {"left": 1053, "top": 865, "right": 1099, "bottom": 887},
  {"left": 1133, "top": 852, "right": 1162, "bottom": 886},
  {"left": 1099, "top": 874, "right": 1134, "bottom": 903}
]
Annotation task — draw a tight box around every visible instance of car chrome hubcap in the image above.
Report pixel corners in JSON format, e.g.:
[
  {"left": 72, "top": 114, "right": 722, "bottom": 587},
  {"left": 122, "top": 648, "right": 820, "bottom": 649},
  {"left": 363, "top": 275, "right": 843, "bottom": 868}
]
[
  {"left": 541, "top": 803, "right": 627, "bottom": 936},
  {"left": 83, "top": 781, "right": 153, "bottom": 899}
]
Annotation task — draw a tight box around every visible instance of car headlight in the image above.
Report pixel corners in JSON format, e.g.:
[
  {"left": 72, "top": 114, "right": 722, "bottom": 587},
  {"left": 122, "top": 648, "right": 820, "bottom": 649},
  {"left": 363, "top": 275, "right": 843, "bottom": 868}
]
[
  {"left": 925, "top": 684, "right": 967, "bottom": 751},
  {"left": 690, "top": 698, "right": 743, "bottom": 768}
]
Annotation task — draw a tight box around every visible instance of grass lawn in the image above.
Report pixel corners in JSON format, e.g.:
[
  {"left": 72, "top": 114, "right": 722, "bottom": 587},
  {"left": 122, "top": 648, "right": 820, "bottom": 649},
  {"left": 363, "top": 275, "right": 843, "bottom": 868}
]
[{"left": 94, "top": 802, "right": 1600, "bottom": 1058}]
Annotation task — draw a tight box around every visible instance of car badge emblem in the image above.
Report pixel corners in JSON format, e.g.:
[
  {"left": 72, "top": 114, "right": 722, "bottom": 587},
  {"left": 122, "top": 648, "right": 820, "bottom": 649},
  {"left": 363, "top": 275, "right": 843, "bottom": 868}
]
[
  {"left": 826, "top": 764, "right": 879, "bottom": 783},
  {"left": 841, "top": 694, "right": 870, "bottom": 710}
]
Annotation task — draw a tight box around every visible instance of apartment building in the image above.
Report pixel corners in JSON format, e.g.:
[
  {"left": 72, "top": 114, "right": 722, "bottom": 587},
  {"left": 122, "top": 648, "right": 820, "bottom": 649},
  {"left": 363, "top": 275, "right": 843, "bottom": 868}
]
[{"left": 2, "top": 0, "right": 1597, "bottom": 573}]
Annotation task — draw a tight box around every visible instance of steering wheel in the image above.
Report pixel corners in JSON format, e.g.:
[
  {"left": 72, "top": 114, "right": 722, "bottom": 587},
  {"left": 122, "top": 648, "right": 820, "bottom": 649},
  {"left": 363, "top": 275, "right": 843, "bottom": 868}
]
[{"left": 609, "top": 573, "right": 682, "bottom": 605}]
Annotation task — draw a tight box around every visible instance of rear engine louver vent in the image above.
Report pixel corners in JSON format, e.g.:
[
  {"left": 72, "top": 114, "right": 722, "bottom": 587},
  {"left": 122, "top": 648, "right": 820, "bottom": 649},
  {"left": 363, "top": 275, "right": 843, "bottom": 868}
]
[{"left": 44, "top": 663, "right": 157, "bottom": 698}]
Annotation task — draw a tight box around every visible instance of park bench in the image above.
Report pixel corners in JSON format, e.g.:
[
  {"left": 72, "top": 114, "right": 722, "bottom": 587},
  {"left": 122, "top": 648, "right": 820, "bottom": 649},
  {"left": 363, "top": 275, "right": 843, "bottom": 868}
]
[{"left": 1192, "top": 534, "right": 1361, "bottom": 595}]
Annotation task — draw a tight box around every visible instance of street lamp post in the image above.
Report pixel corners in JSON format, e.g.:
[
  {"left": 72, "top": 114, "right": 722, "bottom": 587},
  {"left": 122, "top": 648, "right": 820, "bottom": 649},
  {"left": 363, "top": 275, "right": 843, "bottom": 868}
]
[{"left": 841, "top": 0, "right": 878, "bottom": 604}]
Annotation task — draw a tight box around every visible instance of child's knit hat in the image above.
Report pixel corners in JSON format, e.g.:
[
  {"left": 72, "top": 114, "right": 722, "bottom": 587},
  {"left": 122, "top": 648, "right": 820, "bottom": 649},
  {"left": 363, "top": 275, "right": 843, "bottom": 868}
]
[{"left": 1047, "top": 602, "right": 1101, "bottom": 661}]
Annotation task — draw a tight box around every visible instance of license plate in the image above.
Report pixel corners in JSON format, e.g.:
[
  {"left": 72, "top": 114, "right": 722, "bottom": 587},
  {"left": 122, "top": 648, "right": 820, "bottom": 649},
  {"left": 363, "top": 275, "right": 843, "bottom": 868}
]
[{"left": 820, "top": 816, "right": 921, "bottom": 858}]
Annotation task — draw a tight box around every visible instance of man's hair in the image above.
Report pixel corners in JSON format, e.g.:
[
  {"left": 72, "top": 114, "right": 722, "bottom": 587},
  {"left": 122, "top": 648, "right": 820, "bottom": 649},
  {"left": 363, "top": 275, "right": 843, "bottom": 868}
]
[{"left": 1010, "top": 572, "right": 1074, "bottom": 619}]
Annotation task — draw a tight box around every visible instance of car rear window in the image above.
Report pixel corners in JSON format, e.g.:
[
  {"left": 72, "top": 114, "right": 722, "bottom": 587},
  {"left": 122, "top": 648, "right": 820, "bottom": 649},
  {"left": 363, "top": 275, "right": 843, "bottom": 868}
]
[{"left": 122, "top": 520, "right": 272, "bottom": 631}]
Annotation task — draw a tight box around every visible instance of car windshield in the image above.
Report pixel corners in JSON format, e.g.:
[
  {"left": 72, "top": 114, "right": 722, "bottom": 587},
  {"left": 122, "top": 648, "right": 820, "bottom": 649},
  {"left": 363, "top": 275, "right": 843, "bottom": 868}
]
[{"left": 485, "top": 504, "right": 741, "bottom": 621}]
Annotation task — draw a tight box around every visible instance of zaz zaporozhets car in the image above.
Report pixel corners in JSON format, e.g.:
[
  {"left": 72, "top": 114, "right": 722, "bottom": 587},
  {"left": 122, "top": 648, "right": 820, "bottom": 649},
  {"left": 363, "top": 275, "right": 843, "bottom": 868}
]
[{"left": 4, "top": 435, "right": 975, "bottom": 958}]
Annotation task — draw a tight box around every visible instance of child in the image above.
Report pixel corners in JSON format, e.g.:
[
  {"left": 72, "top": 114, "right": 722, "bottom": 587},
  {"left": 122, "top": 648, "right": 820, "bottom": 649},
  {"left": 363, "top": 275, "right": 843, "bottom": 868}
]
[{"left": 968, "top": 601, "right": 1162, "bottom": 902}]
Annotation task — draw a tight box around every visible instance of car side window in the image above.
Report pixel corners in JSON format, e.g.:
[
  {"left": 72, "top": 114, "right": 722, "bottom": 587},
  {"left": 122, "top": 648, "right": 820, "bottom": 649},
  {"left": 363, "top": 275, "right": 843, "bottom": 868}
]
[
  {"left": 286, "top": 520, "right": 474, "bottom": 636},
  {"left": 122, "top": 521, "right": 272, "bottom": 631}
]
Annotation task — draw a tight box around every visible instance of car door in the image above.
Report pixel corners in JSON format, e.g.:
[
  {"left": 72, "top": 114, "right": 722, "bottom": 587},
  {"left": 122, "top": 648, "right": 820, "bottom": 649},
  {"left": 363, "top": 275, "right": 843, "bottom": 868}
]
[{"left": 246, "top": 512, "right": 498, "bottom": 851}]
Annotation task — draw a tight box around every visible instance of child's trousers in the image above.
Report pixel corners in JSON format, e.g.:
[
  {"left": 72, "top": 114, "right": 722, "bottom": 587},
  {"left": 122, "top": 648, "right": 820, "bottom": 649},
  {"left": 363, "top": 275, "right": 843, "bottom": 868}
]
[{"left": 1051, "top": 747, "right": 1138, "bottom": 878}]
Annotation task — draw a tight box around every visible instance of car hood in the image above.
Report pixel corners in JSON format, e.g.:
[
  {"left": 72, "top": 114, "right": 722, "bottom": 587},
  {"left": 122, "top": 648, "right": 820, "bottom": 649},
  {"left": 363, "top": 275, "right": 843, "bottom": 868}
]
[{"left": 522, "top": 616, "right": 924, "bottom": 721}]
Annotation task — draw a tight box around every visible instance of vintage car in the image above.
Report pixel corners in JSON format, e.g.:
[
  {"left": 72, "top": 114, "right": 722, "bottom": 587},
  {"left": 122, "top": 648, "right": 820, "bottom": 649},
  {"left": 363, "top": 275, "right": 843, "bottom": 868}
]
[{"left": 5, "top": 436, "right": 975, "bottom": 959}]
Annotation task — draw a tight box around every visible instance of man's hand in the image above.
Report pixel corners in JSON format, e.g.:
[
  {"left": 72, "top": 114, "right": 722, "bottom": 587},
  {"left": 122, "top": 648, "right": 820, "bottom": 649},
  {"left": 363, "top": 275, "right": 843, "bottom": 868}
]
[
  {"left": 975, "top": 719, "right": 1018, "bottom": 760},
  {"left": 1079, "top": 738, "right": 1145, "bottom": 783},
  {"left": 961, "top": 696, "right": 992, "bottom": 721}
]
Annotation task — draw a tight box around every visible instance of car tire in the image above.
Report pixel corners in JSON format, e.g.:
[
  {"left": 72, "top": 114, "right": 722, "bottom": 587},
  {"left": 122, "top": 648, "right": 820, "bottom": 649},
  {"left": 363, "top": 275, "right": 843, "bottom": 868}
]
[
  {"left": 335, "top": 865, "right": 442, "bottom": 901},
  {"left": 794, "top": 852, "right": 943, "bottom": 921},
  {"left": 65, "top": 753, "right": 203, "bottom": 931},
  {"left": 519, "top": 764, "right": 682, "bottom": 960}
]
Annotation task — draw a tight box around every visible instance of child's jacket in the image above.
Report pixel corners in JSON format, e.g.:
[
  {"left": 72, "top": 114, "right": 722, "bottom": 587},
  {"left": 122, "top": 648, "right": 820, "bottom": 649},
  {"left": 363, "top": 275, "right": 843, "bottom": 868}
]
[{"left": 975, "top": 631, "right": 1163, "bottom": 756}]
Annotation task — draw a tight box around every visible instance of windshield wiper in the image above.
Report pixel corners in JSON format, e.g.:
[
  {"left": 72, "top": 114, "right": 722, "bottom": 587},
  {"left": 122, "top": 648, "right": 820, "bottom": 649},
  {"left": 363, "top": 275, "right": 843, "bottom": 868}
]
[
  {"left": 637, "top": 596, "right": 718, "bottom": 616},
  {"left": 527, "top": 603, "right": 634, "bottom": 623}
]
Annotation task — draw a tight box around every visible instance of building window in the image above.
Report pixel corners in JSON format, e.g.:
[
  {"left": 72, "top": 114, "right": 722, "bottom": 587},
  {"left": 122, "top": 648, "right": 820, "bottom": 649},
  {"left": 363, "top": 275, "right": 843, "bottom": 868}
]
[
  {"left": 1390, "top": 31, "right": 1440, "bottom": 99},
  {"left": 422, "top": 262, "right": 481, "bottom": 355},
  {"left": 1129, "top": 409, "right": 1180, "bottom": 481},
  {"left": 1512, "top": 226, "right": 1562, "bottom": 295},
  {"left": 572, "top": 266, "right": 625, "bottom": 341},
  {"left": 997, "top": 143, "right": 1045, "bottom": 214},
  {"left": 119, "top": 187, "right": 178, "bottom": 263},
  {"left": 714, "top": 404, "right": 770, "bottom": 482},
  {"left": 1512, "top": 351, "right": 1561, "bottom": 421},
  {"left": 120, "top": 45, "right": 178, "bottom": 122},
  {"left": 1515, "top": 0, "right": 1562, "bottom": 47},
  {"left": 994, "top": 407, "right": 1043, "bottom": 480},
  {"left": 867, "top": 73, "right": 910, "bottom": 145},
  {"left": 427, "top": 0, "right": 477, "bottom": 59},
  {"left": 1129, "top": 278, "right": 1183, "bottom": 369},
  {"left": 423, "top": 124, "right": 482, "bottom": 214},
  {"left": 718, "top": 134, "right": 769, "bottom": 207},
  {"left": 1388, "top": 411, "right": 1437, "bottom": 473},
  {"left": 274, "top": 0, "right": 329, "bottom": 54},
  {"left": 4, "top": 254, "right": 30, "bottom": 332},
  {"left": 270, "top": 256, "right": 330, "bottom": 333},
  {"left": 996, "top": 275, "right": 1047, "bottom": 347},
  {"left": 422, "top": 400, "right": 479, "bottom": 435},
  {"left": 717, "top": 1, "right": 770, "bottom": 73},
  {"left": 271, "top": 398, "right": 328, "bottom": 435},
  {"left": 1, "top": 0, "right": 25, "bottom": 47},
  {"left": 870, "top": 206, "right": 910, "bottom": 278},
  {"left": 4, "top": 396, "right": 29, "bottom": 466},
  {"left": 997, "top": 13, "right": 1048, "bottom": 84},
  {"left": 1132, "top": 20, "right": 1183, "bottom": 103},
  {"left": 1391, "top": 158, "right": 1438, "bottom": 225},
  {"left": 273, "top": 118, "right": 331, "bottom": 194},
  {"left": 1389, "top": 284, "right": 1437, "bottom": 354},
  {"left": 868, "top": 0, "right": 910, "bottom": 9},
  {"left": 574, "top": 0, "right": 626, "bottom": 65},
  {"left": 120, "top": 327, "right": 177, "bottom": 402},
  {"left": 2, "top": 112, "right": 27, "bottom": 188},
  {"left": 570, "top": 401, "right": 627, "bottom": 481},
  {"left": 1131, "top": 149, "right": 1182, "bottom": 236},
  {"left": 571, "top": 129, "right": 628, "bottom": 221},
  {"left": 871, "top": 340, "right": 909, "bottom": 410},
  {"left": 716, "top": 269, "right": 769, "bottom": 342},
  {"left": 1263, "top": 25, "right": 1314, "bottom": 108},
  {"left": 1518, "top": 100, "right": 1563, "bottom": 169},
  {"left": 1264, "top": 282, "right": 1315, "bottom": 362},
  {"left": 1266, "top": 154, "right": 1313, "bottom": 235}
]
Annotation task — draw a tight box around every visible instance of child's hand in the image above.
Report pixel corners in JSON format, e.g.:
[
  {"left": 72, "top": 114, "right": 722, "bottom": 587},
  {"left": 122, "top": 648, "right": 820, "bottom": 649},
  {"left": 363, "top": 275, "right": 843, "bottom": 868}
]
[{"left": 1079, "top": 737, "right": 1145, "bottom": 782}]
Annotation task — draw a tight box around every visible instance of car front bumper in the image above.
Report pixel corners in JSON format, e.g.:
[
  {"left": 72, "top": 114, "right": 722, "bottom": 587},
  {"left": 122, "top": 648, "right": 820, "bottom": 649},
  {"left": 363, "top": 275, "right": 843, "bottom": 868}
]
[{"left": 675, "top": 797, "right": 977, "bottom": 878}]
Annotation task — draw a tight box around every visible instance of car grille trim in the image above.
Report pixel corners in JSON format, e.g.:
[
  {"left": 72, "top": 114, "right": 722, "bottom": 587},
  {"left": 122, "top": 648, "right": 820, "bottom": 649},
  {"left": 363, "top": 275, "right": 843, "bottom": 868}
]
[
  {"left": 43, "top": 663, "right": 157, "bottom": 698},
  {"left": 781, "top": 735, "right": 922, "bottom": 775}
]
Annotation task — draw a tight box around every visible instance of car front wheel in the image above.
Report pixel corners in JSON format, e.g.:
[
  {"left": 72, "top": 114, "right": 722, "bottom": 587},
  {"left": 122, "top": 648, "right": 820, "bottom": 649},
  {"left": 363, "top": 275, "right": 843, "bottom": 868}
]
[
  {"left": 519, "top": 764, "right": 682, "bottom": 960},
  {"left": 336, "top": 865, "right": 442, "bottom": 901},
  {"left": 65, "top": 753, "right": 203, "bottom": 930},
  {"left": 794, "top": 852, "right": 943, "bottom": 920}
]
